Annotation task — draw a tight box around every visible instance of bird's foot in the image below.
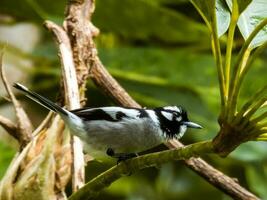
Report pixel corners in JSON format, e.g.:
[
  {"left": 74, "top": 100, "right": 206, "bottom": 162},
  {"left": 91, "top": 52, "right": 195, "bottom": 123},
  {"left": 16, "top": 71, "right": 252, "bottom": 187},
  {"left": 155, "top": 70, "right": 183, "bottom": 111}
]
[{"left": 106, "top": 148, "right": 138, "bottom": 164}]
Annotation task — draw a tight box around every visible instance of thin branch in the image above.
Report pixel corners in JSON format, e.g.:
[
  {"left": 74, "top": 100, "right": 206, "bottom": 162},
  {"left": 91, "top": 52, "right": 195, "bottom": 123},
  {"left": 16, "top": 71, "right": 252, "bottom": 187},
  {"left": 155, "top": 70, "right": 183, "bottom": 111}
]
[
  {"left": 181, "top": 157, "right": 258, "bottom": 200},
  {"left": 0, "top": 51, "right": 33, "bottom": 147},
  {"left": 0, "top": 115, "right": 18, "bottom": 139},
  {"left": 69, "top": 141, "right": 214, "bottom": 200},
  {"left": 166, "top": 139, "right": 259, "bottom": 200},
  {"left": 44, "top": 20, "right": 85, "bottom": 192},
  {"left": 90, "top": 57, "right": 140, "bottom": 107},
  {"left": 32, "top": 111, "right": 53, "bottom": 136}
]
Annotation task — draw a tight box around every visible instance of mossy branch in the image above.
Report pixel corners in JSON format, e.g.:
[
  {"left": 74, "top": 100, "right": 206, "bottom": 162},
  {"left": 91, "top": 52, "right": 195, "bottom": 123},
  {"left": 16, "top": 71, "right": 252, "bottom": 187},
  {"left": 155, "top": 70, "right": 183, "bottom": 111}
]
[{"left": 68, "top": 140, "right": 214, "bottom": 200}]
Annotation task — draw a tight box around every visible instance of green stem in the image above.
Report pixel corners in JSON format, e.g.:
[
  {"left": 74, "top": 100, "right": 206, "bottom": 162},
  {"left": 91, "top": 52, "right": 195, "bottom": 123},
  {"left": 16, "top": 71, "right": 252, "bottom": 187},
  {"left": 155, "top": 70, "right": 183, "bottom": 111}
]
[
  {"left": 238, "top": 41, "right": 267, "bottom": 87},
  {"left": 252, "top": 112, "right": 267, "bottom": 124},
  {"left": 235, "top": 85, "right": 267, "bottom": 122},
  {"left": 228, "top": 49, "right": 251, "bottom": 119},
  {"left": 211, "top": 31, "right": 226, "bottom": 110},
  {"left": 224, "top": 0, "right": 238, "bottom": 100},
  {"left": 243, "top": 97, "right": 267, "bottom": 120},
  {"left": 233, "top": 41, "right": 267, "bottom": 121},
  {"left": 68, "top": 140, "right": 214, "bottom": 200},
  {"left": 228, "top": 18, "right": 267, "bottom": 117}
]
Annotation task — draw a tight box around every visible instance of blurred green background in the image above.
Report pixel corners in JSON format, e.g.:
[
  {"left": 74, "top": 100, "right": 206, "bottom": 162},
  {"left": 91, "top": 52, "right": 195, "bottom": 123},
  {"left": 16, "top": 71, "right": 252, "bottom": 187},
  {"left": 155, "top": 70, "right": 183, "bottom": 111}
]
[{"left": 0, "top": 0, "right": 267, "bottom": 199}]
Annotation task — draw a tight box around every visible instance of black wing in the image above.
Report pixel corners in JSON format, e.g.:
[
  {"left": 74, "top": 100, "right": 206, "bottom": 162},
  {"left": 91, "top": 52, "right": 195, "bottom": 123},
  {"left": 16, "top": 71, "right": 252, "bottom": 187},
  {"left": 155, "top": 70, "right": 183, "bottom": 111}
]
[{"left": 71, "top": 107, "right": 148, "bottom": 122}]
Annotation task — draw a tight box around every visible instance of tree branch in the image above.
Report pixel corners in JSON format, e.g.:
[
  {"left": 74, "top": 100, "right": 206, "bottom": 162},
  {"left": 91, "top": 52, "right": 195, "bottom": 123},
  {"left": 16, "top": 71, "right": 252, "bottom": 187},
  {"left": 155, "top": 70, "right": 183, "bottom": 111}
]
[
  {"left": 0, "top": 51, "right": 33, "bottom": 147},
  {"left": 69, "top": 141, "right": 214, "bottom": 200}
]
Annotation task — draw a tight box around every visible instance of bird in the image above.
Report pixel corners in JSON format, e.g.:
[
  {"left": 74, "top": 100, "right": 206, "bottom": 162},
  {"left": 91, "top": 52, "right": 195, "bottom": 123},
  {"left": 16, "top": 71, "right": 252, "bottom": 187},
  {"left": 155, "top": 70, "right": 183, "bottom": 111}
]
[{"left": 13, "top": 83, "right": 202, "bottom": 162}]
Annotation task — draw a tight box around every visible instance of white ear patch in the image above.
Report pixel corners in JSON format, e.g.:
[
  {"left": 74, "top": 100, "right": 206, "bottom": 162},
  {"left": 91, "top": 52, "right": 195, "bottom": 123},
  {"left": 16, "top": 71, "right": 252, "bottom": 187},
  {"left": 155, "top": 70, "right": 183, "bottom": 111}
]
[{"left": 161, "top": 111, "right": 173, "bottom": 121}]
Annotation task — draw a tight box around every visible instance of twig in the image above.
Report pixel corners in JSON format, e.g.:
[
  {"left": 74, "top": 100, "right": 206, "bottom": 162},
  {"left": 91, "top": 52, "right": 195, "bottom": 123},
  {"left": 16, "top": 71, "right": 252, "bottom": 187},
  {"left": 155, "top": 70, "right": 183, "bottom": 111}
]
[
  {"left": 90, "top": 57, "right": 140, "bottom": 107},
  {"left": 0, "top": 115, "right": 18, "bottom": 139},
  {"left": 44, "top": 21, "right": 85, "bottom": 192},
  {"left": 69, "top": 141, "right": 214, "bottom": 200},
  {"left": 0, "top": 51, "right": 33, "bottom": 147}
]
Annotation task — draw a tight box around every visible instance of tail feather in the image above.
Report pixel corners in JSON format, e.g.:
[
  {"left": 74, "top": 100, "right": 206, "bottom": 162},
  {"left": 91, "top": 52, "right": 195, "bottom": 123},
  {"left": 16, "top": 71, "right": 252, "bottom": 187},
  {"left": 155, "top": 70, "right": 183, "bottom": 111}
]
[{"left": 13, "top": 83, "right": 69, "bottom": 117}]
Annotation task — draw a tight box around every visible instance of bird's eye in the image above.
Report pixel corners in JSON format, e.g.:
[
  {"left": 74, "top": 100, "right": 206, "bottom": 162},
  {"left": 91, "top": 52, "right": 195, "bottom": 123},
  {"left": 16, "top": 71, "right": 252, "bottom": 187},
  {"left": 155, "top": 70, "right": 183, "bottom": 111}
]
[
  {"left": 174, "top": 112, "right": 180, "bottom": 117},
  {"left": 174, "top": 112, "right": 182, "bottom": 121}
]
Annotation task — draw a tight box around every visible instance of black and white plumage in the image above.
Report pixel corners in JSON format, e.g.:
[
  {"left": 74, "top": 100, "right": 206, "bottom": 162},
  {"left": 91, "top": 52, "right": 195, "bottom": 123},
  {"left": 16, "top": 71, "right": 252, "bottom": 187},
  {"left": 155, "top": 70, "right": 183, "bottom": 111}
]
[{"left": 13, "top": 83, "right": 202, "bottom": 160}]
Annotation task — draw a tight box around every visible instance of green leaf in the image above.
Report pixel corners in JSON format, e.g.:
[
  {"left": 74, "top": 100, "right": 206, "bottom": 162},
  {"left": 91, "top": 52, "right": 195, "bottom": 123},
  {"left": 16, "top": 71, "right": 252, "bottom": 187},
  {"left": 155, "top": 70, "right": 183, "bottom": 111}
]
[
  {"left": 216, "top": 0, "right": 231, "bottom": 37},
  {"left": 237, "top": 0, "right": 267, "bottom": 48},
  {"left": 190, "top": 0, "right": 230, "bottom": 37},
  {"left": 226, "top": 0, "right": 252, "bottom": 14}
]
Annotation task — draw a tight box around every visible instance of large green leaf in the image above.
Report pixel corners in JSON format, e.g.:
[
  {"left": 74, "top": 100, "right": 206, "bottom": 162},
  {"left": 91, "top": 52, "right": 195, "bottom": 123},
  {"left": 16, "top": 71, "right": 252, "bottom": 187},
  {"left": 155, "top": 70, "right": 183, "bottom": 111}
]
[
  {"left": 190, "top": 0, "right": 230, "bottom": 37},
  {"left": 226, "top": 0, "right": 267, "bottom": 48},
  {"left": 234, "top": 0, "right": 267, "bottom": 48},
  {"left": 226, "top": 0, "right": 252, "bottom": 14}
]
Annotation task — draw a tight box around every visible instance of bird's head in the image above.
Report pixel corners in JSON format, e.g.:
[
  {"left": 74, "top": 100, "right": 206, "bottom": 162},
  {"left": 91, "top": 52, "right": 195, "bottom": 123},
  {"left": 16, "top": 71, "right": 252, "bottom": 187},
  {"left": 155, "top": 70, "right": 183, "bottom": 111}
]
[{"left": 155, "top": 106, "right": 202, "bottom": 139}]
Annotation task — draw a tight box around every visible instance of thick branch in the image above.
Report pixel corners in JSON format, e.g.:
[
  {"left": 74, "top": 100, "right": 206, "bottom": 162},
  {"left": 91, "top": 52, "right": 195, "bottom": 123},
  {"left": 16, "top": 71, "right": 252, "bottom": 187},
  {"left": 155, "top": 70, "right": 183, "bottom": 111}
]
[
  {"left": 69, "top": 141, "right": 214, "bottom": 200},
  {"left": 44, "top": 20, "right": 85, "bottom": 192},
  {"left": 90, "top": 57, "right": 140, "bottom": 107},
  {"left": 64, "top": 0, "right": 99, "bottom": 105},
  {"left": 184, "top": 157, "right": 258, "bottom": 200}
]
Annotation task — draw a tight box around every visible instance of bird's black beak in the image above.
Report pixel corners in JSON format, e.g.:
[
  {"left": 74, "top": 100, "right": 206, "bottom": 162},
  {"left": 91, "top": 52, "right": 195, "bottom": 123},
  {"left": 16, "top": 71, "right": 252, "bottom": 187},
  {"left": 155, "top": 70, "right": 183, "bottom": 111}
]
[{"left": 182, "top": 121, "right": 202, "bottom": 129}]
